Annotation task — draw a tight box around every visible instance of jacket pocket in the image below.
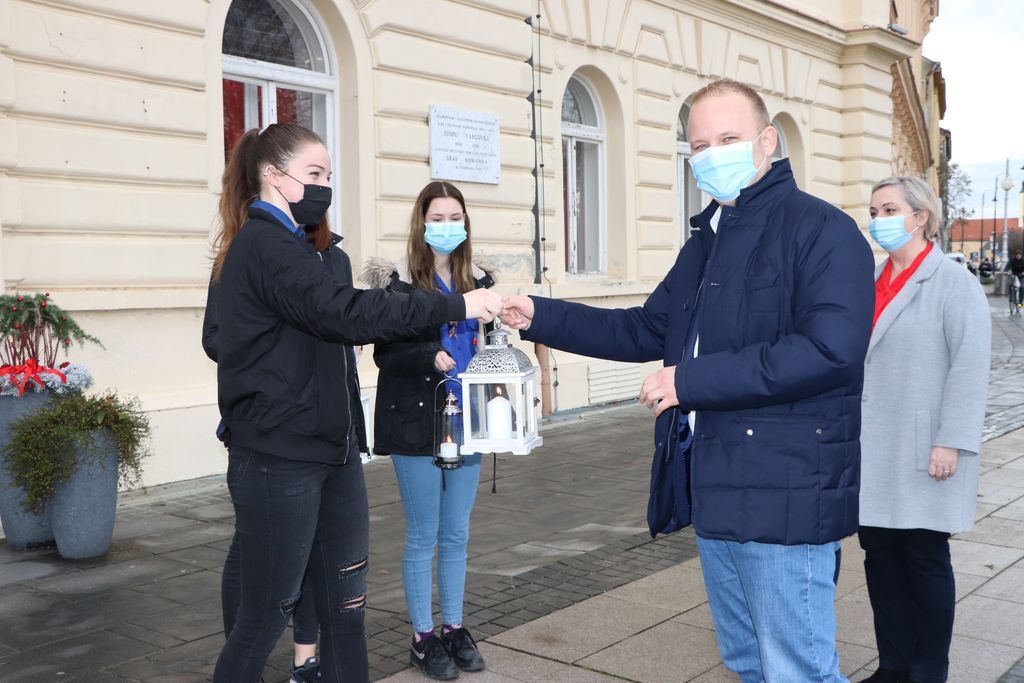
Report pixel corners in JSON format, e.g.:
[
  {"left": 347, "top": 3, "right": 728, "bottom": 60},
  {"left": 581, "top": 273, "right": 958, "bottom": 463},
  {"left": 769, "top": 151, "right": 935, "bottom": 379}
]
[
  {"left": 382, "top": 394, "right": 433, "bottom": 449},
  {"left": 746, "top": 273, "right": 780, "bottom": 290},
  {"left": 915, "top": 410, "right": 936, "bottom": 471},
  {"left": 733, "top": 414, "right": 826, "bottom": 488}
]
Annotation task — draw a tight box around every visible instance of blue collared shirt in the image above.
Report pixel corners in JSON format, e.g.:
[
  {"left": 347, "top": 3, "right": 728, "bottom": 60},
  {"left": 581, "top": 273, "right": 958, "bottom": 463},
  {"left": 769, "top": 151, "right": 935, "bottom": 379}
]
[{"left": 250, "top": 200, "right": 305, "bottom": 240}]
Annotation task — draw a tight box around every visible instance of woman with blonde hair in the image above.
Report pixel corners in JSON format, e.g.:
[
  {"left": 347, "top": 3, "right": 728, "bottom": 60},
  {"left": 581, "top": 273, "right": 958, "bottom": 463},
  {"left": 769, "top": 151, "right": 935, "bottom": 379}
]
[{"left": 858, "top": 176, "right": 990, "bottom": 683}]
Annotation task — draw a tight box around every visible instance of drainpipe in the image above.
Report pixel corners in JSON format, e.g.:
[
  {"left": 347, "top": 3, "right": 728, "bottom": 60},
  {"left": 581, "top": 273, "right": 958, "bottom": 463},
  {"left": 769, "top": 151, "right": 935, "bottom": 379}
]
[{"left": 535, "top": 343, "right": 554, "bottom": 416}]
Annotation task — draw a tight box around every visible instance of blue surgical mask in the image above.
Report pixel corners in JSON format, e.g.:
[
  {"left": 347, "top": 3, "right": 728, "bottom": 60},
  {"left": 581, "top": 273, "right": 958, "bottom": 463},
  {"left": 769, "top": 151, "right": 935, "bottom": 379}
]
[
  {"left": 688, "top": 131, "right": 768, "bottom": 202},
  {"left": 425, "top": 221, "right": 467, "bottom": 254},
  {"left": 868, "top": 212, "right": 921, "bottom": 253}
]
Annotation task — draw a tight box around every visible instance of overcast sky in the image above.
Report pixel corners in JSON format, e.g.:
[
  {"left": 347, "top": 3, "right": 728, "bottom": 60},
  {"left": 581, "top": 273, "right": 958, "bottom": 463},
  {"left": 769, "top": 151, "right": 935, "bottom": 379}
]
[{"left": 922, "top": 1, "right": 1024, "bottom": 219}]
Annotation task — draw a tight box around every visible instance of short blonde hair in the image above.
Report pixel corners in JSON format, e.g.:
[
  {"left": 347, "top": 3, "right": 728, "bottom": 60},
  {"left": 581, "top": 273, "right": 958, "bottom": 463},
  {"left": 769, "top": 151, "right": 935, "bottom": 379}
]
[
  {"left": 689, "top": 79, "right": 771, "bottom": 131},
  {"left": 871, "top": 176, "right": 941, "bottom": 240}
]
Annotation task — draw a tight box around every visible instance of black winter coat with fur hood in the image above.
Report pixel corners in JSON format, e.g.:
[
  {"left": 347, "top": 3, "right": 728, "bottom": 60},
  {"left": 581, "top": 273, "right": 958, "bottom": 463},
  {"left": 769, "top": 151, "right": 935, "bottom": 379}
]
[{"left": 361, "top": 257, "right": 495, "bottom": 456}]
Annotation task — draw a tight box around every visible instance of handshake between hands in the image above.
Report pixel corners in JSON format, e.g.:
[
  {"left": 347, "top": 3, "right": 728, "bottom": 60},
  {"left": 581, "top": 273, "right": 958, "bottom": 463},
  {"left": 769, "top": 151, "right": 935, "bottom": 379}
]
[
  {"left": 461, "top": 291, "right": 536, "bottom": 329},
  {"left": 458, "top": 291, "right": 678, "bottom": 418}
]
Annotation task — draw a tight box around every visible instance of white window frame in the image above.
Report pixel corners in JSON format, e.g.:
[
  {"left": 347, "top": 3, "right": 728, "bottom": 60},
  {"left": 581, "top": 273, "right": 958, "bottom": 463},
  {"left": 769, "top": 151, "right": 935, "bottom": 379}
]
[
  {"left": 676, "top": 107, "right": 708, "bottom": 246},
  {"left": 561, "top": 75, "right": 606, "bottom": 276},
  {"left": 677, "top": 142, "right": 691, "bottom": 246},
  {"left": 221, "top": 0, "right": 340, "bottom": 233},
  {"left": 771, "top": 117, "right": 788, "bottom": 161}
]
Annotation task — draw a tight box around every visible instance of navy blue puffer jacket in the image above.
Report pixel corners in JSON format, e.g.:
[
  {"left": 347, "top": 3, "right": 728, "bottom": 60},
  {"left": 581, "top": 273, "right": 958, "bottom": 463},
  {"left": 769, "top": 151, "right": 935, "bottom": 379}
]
[{"left": 522, "top": 160, "right": 874, "bottom": 545}]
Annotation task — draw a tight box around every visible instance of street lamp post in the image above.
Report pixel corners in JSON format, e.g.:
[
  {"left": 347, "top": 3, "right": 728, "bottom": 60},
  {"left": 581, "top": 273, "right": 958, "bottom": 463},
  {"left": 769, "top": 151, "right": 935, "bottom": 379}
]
[
  {"left": 1001, "top": 158, "right": 1016, "bottom": 265},
  {"left": 981, "top": 191, "right": 987, "bottom": 263},
  {"left": 993, "top": 179, "right": 998, "bottom": 265}
]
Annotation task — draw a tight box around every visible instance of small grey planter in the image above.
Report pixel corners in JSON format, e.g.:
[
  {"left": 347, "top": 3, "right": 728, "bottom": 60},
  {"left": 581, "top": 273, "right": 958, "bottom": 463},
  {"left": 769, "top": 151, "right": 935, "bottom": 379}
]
[
  {"left": 49, "top": 431, "right": 118, "bottom": 559},
  {"left": 0, "top": 392, "right": 55, "bottom": 549}
]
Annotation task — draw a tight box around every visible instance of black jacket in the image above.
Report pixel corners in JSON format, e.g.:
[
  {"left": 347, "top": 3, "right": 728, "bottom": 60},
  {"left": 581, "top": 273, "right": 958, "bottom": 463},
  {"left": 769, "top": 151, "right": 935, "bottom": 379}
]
[
  {"left": 362, "top": 259, "right": 494, "bottom": 456},
  {"left": 203, "top": 232, "right": 370, "bottom": 452},
  {"left": 212, "top": 207, "right": 466, "bottom": 464},
  {"left": 1006, "top": 257, "right": 1024, "bottom": 277}
]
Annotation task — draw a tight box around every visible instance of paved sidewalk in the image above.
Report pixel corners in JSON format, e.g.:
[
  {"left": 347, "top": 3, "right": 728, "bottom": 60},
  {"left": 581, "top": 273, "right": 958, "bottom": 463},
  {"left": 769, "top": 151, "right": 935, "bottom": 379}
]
[
  {"left": 1, "top": 298, "right": 1023, "bottom": 682},
  {"left": 374, "top": 300, "right": 1024, "bottom": 683}
]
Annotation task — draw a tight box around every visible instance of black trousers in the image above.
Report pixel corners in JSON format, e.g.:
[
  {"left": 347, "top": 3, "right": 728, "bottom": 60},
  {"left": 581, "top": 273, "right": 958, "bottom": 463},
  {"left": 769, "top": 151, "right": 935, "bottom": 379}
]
[
  {"left": 222, "top": 533, "right": 319, "bottom": 646},
  {"left": 214, "top": 445, "right": 369, "bottom": 683},
  {"left": 858, "top": 526, "right": 955, "bottom": 683}
]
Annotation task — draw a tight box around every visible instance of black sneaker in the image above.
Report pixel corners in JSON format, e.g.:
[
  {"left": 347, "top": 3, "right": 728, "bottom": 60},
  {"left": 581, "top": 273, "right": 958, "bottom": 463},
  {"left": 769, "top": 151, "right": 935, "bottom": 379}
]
[
  {"left": 410, "top": 635, "right": 459, "bottom": 680},
  {"left": 290, "top": 655, "right": 321, "bottom": 683},
  {"left": 441, "top": 627, "right": 485, "bottom": 672}
]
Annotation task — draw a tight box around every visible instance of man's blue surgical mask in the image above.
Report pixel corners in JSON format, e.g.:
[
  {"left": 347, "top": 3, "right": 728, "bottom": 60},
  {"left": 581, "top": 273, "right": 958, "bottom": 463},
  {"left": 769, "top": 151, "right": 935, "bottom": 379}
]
[
  {"left": 425, "top": 221, "right": 467, "bottom": 254},
  {"left": 869, "top": 213, "right": 921, "bottom": 253},
  {"left": 688, "top": 131, "right": 768, "bottom": 203}
]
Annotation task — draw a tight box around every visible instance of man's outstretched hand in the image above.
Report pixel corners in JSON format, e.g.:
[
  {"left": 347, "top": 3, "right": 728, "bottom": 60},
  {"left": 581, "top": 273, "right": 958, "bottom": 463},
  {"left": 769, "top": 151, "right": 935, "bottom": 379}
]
[{"left": 501, "top": 295, "right": 534, "bottom": 330}]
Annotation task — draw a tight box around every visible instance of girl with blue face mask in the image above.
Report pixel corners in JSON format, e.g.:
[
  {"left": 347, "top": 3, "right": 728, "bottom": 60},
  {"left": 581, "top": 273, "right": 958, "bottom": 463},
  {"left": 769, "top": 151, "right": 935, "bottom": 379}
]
[{"left": 361, "top": 181, "right": 494, "bottom": 680}]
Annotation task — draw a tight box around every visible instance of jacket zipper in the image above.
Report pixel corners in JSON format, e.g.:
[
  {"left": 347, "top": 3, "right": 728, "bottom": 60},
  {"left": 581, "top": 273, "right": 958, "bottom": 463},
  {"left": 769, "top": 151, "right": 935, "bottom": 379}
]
[
  {"left": 321, "top": 246, "right": 351, "bottom": 463},
  {"left": 688, "top": 210, "right": 726, "bottom": 518}
]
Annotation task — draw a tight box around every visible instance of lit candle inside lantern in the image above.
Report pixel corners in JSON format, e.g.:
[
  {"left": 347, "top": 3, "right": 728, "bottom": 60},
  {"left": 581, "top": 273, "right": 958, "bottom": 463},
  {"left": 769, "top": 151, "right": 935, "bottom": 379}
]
[
  {"left": 439, "top": 436, "right": 459, "bottom": 461},
  {"left": 486, "top": 386, "right": 513, "bottom": 440}
]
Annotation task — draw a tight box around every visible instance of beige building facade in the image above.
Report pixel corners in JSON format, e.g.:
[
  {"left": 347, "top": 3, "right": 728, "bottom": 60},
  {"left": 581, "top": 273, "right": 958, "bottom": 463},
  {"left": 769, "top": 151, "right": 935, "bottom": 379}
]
[{"left": 0, "top": 0, "right": 942, "bottom": 486}]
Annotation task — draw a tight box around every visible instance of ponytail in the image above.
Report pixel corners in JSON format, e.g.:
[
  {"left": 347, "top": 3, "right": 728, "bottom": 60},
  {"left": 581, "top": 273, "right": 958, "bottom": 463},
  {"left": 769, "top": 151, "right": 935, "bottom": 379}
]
[
  {"left": 213, "top": 130, "right": 261, "bottom": 281},
  {"left": 212, "top": 124, "right": 327, "bottom": 281}
]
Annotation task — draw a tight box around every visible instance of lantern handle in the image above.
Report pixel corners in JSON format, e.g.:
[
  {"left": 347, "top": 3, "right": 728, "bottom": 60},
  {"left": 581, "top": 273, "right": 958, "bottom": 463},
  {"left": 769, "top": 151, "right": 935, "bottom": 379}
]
[{"left": 436, "top": 374, "right": 462, "bottom": 396}]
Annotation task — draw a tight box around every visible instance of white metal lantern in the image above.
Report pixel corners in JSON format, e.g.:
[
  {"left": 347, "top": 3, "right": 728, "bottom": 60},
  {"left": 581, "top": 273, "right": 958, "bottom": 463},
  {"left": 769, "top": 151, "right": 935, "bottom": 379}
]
[{"left": 460, "top": 322, "right": 542, "bottom": 455}]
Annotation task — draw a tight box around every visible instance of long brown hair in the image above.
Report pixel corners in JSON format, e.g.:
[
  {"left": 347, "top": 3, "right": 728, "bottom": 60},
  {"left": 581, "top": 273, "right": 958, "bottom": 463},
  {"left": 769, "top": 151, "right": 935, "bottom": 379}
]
[
  {"left": 407, "top": 181, "right": 475, "bottom": 293},
  {"left": 213, "top": 123, "right": 331, "bottom": 281}
]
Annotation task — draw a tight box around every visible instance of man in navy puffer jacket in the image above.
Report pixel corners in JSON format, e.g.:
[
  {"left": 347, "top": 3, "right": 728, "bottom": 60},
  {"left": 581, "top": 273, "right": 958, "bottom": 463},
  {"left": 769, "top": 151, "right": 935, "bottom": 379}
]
[{"left": 504, "top": 80, "right": 874, "bottom": 682}]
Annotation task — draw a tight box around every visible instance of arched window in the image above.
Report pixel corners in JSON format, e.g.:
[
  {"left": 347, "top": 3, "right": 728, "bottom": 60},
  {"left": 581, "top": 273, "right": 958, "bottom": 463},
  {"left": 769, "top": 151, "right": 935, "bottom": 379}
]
[
  {"left": 676, "top": 104, "right": 704, "bottom": 244},
  {"left": 222, "top": 0, "right": 338, "bottom": 225},
  {"left": 561, "top": 75, "right": 605, "bottom": 275},
  {"left": 771, "top": 116, "right": 788, "bottom": 162}
]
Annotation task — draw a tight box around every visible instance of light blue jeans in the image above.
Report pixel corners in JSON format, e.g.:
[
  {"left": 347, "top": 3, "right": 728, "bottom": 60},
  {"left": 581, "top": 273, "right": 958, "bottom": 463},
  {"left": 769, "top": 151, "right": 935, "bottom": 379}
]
[
  {"left": 391, "top": 454, "right": 482, "bottom": 633},
  {"left": 697, "top": 536, "right": 847, "bottom": 683}
]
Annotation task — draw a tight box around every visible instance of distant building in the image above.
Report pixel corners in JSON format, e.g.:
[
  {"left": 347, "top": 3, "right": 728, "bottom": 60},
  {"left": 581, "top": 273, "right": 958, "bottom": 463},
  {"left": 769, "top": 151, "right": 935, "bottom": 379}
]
[{"left": 950, "top": 218, "right": 1022, "bottom": 261}]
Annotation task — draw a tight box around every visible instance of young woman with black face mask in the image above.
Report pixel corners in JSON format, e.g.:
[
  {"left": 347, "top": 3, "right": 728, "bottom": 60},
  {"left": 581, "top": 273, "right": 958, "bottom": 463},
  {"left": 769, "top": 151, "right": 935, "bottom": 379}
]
[{"left": 209, "top": 123, "right": 503, "bottom": 683}]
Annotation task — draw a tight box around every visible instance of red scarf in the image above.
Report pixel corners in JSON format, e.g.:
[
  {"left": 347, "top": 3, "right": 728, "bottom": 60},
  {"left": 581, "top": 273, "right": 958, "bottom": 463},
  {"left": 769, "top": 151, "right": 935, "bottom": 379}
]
[{"left": 873, "top": 241, "right": 933, "bottom": 329}]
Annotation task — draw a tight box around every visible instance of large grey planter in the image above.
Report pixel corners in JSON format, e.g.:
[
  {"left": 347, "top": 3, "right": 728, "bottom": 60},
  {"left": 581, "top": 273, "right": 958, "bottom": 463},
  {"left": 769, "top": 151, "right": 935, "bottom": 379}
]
[
  {"left": 0, "top": 392, "right": 55, "bottom": 549},
  {"left": 50, "top": 431, "right": 118, "bottom": 559}
]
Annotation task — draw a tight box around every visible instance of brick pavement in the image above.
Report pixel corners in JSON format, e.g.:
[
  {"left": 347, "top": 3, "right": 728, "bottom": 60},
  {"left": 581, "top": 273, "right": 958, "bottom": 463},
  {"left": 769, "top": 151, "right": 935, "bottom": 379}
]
[{"left": 1, "top": 296, "right": 1022, "bottom": 682}]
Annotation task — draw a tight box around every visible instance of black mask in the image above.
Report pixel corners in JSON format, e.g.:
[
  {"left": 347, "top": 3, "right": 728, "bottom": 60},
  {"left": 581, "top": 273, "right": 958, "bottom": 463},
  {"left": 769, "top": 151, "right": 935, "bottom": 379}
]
[{"left": 277, "top": 170, "right": 332, "bottom": 226}]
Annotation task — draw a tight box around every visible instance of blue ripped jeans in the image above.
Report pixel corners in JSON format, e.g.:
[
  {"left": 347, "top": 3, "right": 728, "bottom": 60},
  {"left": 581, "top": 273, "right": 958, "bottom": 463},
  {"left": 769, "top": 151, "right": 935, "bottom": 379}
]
[{"left": 391, "top": 453, "right": 481, "bottom": 633}]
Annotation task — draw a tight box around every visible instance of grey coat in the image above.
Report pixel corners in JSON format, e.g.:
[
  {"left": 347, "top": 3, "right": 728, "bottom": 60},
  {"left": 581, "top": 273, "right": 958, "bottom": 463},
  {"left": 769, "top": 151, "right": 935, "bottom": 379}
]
[{"left": 859, "top": 245, "right": 991, "bottom": 533}]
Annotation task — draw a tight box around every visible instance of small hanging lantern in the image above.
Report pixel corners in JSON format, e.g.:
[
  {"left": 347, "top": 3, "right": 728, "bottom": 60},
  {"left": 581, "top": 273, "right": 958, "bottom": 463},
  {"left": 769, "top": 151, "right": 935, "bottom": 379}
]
[
  {"left": 434, "top": 384, "right": 464, "bottom": 470},
  {"left": 460, "top": 321, "right": 542, "bottom": 455}
]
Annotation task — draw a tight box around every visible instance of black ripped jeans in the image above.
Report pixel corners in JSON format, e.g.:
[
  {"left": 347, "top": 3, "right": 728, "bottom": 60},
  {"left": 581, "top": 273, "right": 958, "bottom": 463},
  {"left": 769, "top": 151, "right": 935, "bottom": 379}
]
[{"left": 214, "top": 444, "right": 369, "bottom": 683}]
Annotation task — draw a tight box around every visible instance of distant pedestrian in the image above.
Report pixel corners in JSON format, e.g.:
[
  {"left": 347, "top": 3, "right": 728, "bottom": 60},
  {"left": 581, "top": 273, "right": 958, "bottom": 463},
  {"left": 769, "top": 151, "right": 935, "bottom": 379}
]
[
  {"left": 361, "top": 181, "right": 493, "bottom": 681},
  {"left": 209, "top": 123, "right": 503, "bottom": 683},
  {"left": 858, "top": 176, "right": 991, "bottom": 683},
  {"left": 504, "top": 78, "right": 875, "bottom": 682},
  {"left": 1005, "top": 250, "right": 1024, "bottom": 278}
]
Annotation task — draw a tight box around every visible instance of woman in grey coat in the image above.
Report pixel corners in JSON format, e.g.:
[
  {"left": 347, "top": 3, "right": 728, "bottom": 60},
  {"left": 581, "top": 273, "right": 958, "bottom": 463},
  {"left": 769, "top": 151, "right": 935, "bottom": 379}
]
[{"left": 858, "top": 177, "right": 991, "bottom": 683}]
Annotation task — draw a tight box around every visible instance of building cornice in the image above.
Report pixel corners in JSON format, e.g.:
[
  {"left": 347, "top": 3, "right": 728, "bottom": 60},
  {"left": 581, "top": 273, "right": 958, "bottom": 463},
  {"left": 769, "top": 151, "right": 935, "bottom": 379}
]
[
  {"left": 892, "top": 58, "right": 932, "bottom": 168},
  {"left": 840, "top": 27, "right": 917, "bottom": 68}
]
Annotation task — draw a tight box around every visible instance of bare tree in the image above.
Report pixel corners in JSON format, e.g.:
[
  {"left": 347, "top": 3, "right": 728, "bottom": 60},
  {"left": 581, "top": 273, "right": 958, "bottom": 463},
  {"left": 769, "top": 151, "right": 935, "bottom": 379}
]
[{"left": 939, "top": 161, "right": 973, "bottom": 253}]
